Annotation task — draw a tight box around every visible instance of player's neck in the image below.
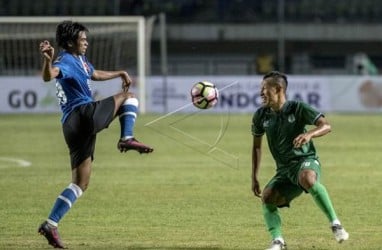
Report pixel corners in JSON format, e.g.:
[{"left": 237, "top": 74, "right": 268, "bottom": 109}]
[
  {"left": 65, "top": 48, "right": 81, "bottom": 57},
  {"left": 270, "top": 97, "right": 286, "bottom": 112}
]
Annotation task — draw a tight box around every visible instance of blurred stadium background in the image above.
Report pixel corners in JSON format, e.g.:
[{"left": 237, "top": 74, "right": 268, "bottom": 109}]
[
  {"left": 1, "top": 0, "right": 382, "bottom": 114},
  {"left": 0, "top": 0, "right": 381, "bottom": 76}
]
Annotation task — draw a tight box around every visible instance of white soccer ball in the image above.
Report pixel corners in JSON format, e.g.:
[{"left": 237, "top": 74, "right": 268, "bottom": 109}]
[{"left": 190, "top": 81, "right": 219, "bottom": 109}]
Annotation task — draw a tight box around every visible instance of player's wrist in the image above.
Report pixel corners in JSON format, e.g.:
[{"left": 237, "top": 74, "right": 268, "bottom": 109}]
[{"left": 42, "top": 55, "right": 52, "bottom": 62}]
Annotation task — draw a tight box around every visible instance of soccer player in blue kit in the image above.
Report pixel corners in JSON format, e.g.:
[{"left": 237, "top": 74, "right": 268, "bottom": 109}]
[
  {"left": 37, "top": 20, "right": 153, "bottom": 248},
  {"left": 251, "top": 71, "right": 349, "bottom": 250}
]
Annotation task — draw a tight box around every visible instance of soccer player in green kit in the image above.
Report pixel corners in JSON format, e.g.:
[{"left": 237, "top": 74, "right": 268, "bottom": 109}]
[{"left": 251, "top": 71, "right": 349, "bottom": 250}]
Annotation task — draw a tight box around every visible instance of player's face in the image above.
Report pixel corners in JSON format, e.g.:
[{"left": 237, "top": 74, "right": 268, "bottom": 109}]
[
  {"left": 260, "top": 80, "right": 279, "bottom": 107},
  {"left": 75, "top": 31, "right": 88, "bottom": 55}
]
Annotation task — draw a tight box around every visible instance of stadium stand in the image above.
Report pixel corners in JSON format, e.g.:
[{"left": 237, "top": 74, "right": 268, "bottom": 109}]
[
  {"left": 2, "top": 0, "right": 382, "bottom": 23},
  {"left": 0, "top": 0, "right": 381, "bottom": 75}
]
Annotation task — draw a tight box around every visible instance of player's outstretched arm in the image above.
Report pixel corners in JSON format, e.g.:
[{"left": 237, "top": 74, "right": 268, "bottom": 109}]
[
  {"left": 39, "top": 40, "right": 59, "bottom": 82},
  {"left": 92, "top": 70, "right": 132, "bottom": 91}
]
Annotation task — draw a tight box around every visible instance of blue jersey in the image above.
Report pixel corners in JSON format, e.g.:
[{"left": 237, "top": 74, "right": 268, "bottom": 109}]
[{"left": 53, "top": 51, "right": 95, "bottom": 123}]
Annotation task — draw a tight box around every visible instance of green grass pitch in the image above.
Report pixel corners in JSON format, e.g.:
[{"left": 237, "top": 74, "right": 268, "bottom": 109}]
[{"left": 0, "top": 113, "right": 381, "bottom": 249}]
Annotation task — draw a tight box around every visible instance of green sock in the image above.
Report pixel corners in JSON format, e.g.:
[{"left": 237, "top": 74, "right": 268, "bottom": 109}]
[
  {"left": 262, "top": 203, "right": 282, "bottom": 239},
  {"left": 308, "top": 182, "right": 337, "bottom": 222}
]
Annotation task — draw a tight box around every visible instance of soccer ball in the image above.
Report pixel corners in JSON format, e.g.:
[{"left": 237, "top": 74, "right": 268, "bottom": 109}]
[{"left": 190, "top": 81, "right": 219, "bottom": 109}]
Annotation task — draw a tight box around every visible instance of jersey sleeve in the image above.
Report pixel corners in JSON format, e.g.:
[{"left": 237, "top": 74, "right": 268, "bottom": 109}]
[
  {"left": 53, "top": 55, "right": 70, "bottom": 79},
  {"left": 299, "top": 102, "right": 323, "bottom": 125},
  {"left": 251, "top": 109, "right": 265, "bottom": 136}
]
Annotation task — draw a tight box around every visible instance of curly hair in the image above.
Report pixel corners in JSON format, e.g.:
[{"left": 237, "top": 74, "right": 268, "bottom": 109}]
[{"left": 56, "top": 21, "right": 88, "bottom": 50}]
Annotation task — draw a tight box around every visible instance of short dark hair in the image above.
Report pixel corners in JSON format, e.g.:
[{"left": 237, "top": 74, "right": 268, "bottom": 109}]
[
  {"left": 56, "top": 20, "right": 88, "bottom": 50},
  {"left": 263, "top": 71, "right": 288, "bottom": 90}
]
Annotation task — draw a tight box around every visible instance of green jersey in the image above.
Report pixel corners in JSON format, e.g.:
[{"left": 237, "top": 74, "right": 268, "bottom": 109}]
[{"left": 251, "top": 100, "right": 323, "bottom": 168}]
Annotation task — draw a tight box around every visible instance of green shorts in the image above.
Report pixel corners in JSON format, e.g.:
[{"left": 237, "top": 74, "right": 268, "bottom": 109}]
[{"left": 264, "top": 158, "right": 321, "bottom": 207}]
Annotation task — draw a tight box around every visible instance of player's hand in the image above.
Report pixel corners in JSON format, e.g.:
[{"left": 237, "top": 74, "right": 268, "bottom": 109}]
[
  {"left": 39, "top": 40, "right": 54, "bottom": 61},
  {"left": 121, "top": 72, "right": 132, "bottom": 92},
  {"left": 252, "top": 178, "right": 262, "bottom": 198},
  {"left": 293, "top": 132, "right": 311, "bottom": 148}
]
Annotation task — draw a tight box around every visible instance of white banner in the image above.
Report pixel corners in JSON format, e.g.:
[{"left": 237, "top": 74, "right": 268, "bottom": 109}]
[
  {"left": 329, "top": 76, "right": 382, "bottom": 112},
  {"left": 0, "top": 77, "right": 58, "bottom": 113},
  {"left": 0, "top": 76, "right": 135, "bottom": 113},
  {"left": 146, "top": 76, "right": 331, "bottom": 113},
  {"left": 2, "top": 75, "right": 382, "bottom": 114}
]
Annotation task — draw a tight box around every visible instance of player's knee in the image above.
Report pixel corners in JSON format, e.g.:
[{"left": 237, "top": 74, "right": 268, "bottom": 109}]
[
  {"left": 299, "top": 169, "right": 317, "bottom": 189},
  {"left": 262, "top": 188, "right": 287, "bottom": 207},
  {"left": 123, "top": 96, "right": 138, "bottom": 107},
  {"left": 123, "top": 92, "right": 135, "bottom": 99},
  {"left": 115, "top": 92, "right": 136, "bottom": 106},
  {"left": 261, "top": 188, "right": 276, "bottom": 204},
  {"left": 262, "top": 195, "right": 273, "bottom": 204}
]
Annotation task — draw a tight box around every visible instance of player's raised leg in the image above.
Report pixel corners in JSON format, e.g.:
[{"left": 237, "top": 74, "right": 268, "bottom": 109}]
[{"left": 113, "top": 93, "right": 153, "bottom": 154}]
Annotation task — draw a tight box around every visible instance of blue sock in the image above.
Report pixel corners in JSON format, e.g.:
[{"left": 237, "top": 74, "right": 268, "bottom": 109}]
[
  {"left": 47, "top": 183, "right": 83, "bottom": 227},
  {"left": 117, "top": 98, "right": 138, "bottom": 140}
]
